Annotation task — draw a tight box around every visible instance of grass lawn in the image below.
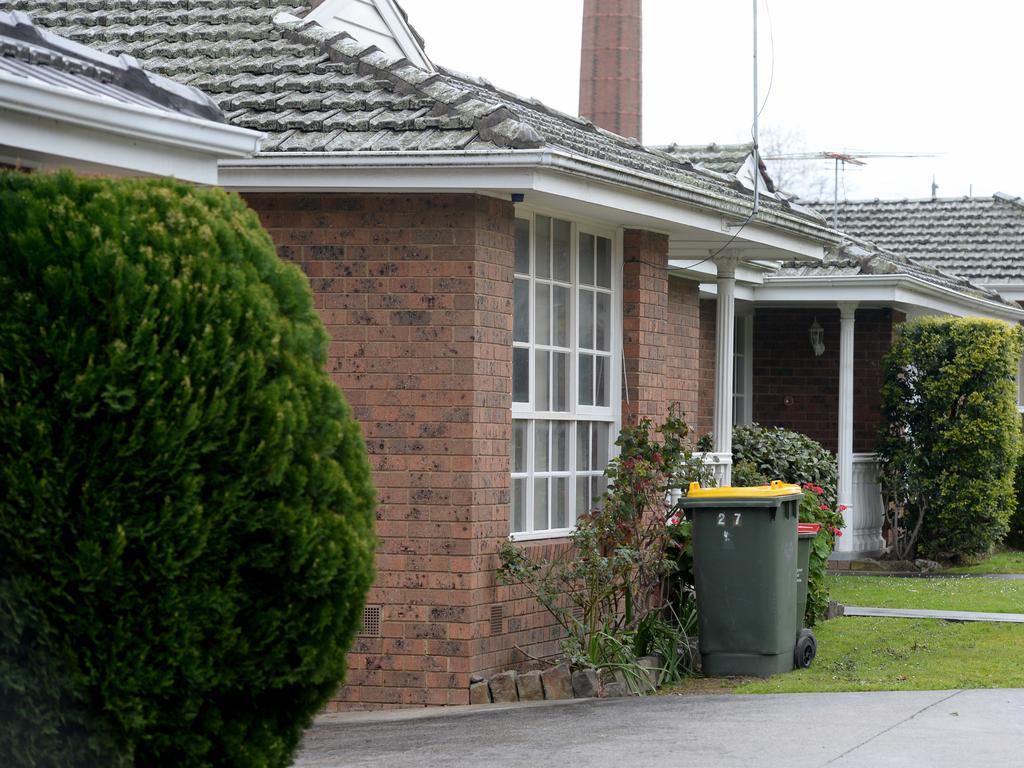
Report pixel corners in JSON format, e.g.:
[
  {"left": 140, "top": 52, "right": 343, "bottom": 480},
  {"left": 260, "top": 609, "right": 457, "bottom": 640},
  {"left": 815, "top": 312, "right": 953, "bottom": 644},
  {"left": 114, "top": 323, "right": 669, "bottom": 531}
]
[
  {"left": 947, "top": 549, "right": 1024, "bottom": 575},
  {"left": 827, "top": 574, "right": 1024, "bottom": 613},
  {"left": 735, "top": 618, "right": 1024, "bottom": 693},
  {"left": 663, "top": 567, "right": 1024, "bottom": 696}
]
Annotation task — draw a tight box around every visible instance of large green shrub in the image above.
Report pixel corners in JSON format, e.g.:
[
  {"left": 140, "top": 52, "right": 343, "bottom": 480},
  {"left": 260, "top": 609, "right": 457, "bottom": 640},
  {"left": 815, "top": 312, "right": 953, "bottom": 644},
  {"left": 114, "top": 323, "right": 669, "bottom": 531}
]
[
  {"left": 878, "top": 317, "right": 1022, "bottom": 561},
  {"left": 0, "top": 172, "right": 376, "bottom": 767},
  {"left": 730, "top": 424, "right": 842, "bottom": 624}
]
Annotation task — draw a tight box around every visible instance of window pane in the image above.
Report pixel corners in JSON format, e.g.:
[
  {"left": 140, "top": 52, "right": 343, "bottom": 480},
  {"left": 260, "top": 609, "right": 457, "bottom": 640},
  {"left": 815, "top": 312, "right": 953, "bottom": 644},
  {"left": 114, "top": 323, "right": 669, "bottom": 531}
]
[
  {"left": 535, "top": 420, "right": 550, "bottom": 471},
  {"left": 552, "top": 285, "right": 569, "bottom": 347},
  {"left": 595, "top": 292, "right": 610, "bottom": 351},
  {"left": 534, "top": 477, "right": 549, "bottom": 531},
  {"left": 553, "top": 421, "right": 569, "bottom": 471},
  {"left": 596, "top": 236, "right": 612, "bottom": 288},
  {"left": 553, "top": 352, "right": 569, "bottom": 412},
  {"left": 535, "top": 283, "right": 550, "bottom": 345},
  {"left": 592, "top": 422, "right": 610, "bottom": 469},
  {"left": 579, "top": 354, "right": 593, "bottom": 406},
  {"left": 579, "top": 233, "right": 595, "bottom": 285},
  {"left": 579, "top": 290, "right": 594, "bottom": 349},
  {"left": 592, "top": 475, "right": 608, "bottom": 505},
  {"left": 576, "top": 476, "right": 590, "bottom": 518},
  {"left": 512, "top": 420, "right": 527, "bottom": 473},
  {"left": 553, "top": 219, "right": 571, "bottom": 281},
  {"left": 512, "top": 478, "right": 526, "bottom": 532},
  {"left": 513, "top": 278, "right": 529, "bottom": 343},
  {"left": 535, "top": 215, "right": 551, "bottom": 279},
  {"left": 512, "top": 347, "right": 529, "bottom": 402},
  {"left": 514, "top": 218, "right": 530, "bottom": 274},
  {"left": 535, "top": 349, "right": 550, "bottom": 411},
  {"left": 552, "top": 477, "right": 568, "bottom": 528},
  {"left": 595, "top": 355, "right": 608, "bottom": 407},
  {"left": 577, "top": 422, "right": 591, "bottom": 471}
]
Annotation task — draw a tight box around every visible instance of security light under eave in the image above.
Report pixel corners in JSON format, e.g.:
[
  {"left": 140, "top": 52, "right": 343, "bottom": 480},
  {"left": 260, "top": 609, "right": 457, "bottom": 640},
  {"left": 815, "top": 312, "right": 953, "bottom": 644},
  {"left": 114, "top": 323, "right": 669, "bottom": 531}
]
[{"left": 809, "top": 318, "right": 825, "bottom": 357}]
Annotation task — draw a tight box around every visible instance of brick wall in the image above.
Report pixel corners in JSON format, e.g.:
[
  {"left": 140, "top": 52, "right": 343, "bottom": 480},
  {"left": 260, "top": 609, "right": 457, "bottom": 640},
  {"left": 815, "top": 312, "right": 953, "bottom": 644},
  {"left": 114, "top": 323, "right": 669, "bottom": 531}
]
[
  {"left": 751, "top": 307, "right": 896, "bottom": 453},
  {"left": 697, "top": 299, "right": 716, "bottom": 440},
  {"left": 666, "top": 277, "right": 701, "bottom": 427},
  {"left": 622, "top": 229, "right": 668, "bottom": 425},
  {"left": 243, "top": 192, "right": 518, "bottom": 708}
]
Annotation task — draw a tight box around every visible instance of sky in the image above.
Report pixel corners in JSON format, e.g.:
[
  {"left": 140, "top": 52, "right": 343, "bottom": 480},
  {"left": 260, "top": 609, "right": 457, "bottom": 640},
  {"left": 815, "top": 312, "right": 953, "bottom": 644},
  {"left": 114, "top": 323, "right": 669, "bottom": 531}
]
[{"left": 397, "top": 0, "right": 1024, "bottom": 203}]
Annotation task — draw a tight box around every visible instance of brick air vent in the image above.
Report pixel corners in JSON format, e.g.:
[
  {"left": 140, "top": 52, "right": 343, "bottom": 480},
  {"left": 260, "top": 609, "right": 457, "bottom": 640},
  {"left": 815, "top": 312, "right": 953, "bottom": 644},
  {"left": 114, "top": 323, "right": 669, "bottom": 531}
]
[
  {"left": 489, "top": 605, "right": 504, "bottom": 636},
  {"left": 571, "top": 605, "right": 585, "bottom": 622},
  {"left": 360, "top": 605, "right": 382, "bottom": 637}
]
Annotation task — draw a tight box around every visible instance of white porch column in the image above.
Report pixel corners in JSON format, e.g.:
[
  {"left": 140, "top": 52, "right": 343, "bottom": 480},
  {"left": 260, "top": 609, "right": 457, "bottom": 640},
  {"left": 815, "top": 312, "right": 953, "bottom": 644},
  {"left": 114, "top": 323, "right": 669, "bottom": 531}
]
[
  {"left": 836, "top": 302, "right": 858, "bottom": 554},
  {"left": 712, "top": 256, "right": 738, "bottom": 486}
]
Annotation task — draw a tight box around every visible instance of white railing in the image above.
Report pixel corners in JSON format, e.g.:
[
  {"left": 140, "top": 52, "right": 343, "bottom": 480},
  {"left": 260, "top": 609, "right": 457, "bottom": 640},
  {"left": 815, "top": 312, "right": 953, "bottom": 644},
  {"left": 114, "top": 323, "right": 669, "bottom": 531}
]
[{"left": 849, "top": 453, "right": 887, "bottom": 556}]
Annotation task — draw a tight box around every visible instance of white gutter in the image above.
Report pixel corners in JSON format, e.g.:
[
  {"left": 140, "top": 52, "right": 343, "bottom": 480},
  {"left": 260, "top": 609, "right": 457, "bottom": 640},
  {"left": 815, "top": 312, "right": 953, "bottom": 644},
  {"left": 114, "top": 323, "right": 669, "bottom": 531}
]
[
  {"left": 219, "top": 147, "right": 840, "bottom": 247},
  {"left": 758, "top": 273, "right": 1024, "bottom": 323},
  {"left": 0, "top": 70, "right": 262, "bottom": 160}
]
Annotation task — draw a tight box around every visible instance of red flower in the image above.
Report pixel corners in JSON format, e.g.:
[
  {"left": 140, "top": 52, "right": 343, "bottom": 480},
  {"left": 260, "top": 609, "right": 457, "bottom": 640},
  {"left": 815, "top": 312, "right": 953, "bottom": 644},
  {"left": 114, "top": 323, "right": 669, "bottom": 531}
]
[
  {"left": 830, "top": 526, "right": 843, "bottom": 537},
  {"left": 820, "top": 503, "right": 829, "bottom": 511},
  {"left": 839, "top": 504, "right": 849, "bottom": 512}
]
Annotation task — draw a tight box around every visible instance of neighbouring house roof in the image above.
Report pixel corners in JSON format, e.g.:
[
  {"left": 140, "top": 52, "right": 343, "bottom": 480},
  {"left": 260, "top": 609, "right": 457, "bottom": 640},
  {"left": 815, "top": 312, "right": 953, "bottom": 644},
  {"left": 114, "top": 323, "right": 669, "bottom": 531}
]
[
  {"left": 807, "top": 195, "right": 1024, "bottom": 287},
  {"left": 0, "top": 0, "right": 835, "bottom": 246},
  {"left": 758, "top": 234, "right": 1024, "bottom": 322},
  {"left": 0, "top": 9, "right": 259, "bottom": 182}
]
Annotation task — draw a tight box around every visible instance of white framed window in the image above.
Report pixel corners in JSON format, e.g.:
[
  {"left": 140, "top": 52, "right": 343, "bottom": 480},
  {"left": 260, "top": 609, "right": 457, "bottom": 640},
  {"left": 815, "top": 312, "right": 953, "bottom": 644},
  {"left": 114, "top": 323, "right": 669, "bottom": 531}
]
[
  {"left": 732, "top": 314, "right": 753, "bottom": 425},
  {"left": 511, "top": 211, "right": 621, "bottom": 540}
]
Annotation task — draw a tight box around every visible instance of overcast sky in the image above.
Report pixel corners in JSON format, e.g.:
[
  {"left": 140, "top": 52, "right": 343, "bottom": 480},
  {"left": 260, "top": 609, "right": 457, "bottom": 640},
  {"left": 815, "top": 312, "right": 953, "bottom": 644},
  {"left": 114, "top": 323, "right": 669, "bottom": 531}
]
[{"left": 398, "top": 0, "right": 1024, "bottom": 203}]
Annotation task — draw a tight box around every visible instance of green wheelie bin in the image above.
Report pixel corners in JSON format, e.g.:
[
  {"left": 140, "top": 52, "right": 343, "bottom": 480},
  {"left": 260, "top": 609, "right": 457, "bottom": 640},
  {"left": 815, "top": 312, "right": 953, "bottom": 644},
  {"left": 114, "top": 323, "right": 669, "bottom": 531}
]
[
  {"left": 794, "top": 523, "right": 822, "bottom": 668},
  {"left": 682, "top": 480, "right": 802, "bottom": 676}
]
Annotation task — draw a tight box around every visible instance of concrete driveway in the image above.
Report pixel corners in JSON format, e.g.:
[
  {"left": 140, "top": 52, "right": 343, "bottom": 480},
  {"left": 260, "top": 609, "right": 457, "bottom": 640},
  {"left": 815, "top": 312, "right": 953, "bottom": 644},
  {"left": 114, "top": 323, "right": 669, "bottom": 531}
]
[{"left": 295, "top": 689, "right": 1024, "bottom": 768}]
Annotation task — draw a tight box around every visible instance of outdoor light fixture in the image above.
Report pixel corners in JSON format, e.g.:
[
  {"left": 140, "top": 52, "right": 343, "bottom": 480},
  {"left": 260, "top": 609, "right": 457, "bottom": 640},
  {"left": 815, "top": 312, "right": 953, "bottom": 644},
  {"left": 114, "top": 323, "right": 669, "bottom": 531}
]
[{"left": 809, "top": 317, "right": 825, "bottom": 357}]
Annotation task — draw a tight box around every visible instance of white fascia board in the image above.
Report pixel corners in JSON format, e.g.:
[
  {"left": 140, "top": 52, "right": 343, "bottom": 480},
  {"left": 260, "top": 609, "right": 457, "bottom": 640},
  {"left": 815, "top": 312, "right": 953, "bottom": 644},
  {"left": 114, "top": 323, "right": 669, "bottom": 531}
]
[
  {"left": 0, "top": 71, "right": 261, "bottom": 178},
  {"left": 756, "top": 274, "right": 1024, "bottom": 323},
  {"left": 219, "top": 149, "right": 834, "bottom": 260}
]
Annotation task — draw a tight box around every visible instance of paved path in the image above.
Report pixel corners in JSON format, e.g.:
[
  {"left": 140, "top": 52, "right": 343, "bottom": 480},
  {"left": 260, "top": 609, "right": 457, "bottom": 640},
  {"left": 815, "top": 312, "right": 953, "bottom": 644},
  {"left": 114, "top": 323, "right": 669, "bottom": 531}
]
[
  {"left": 844, "top": 605, "right": 1024, "bottom": 623},
  {"left": 294, "top": 689, "right": 1024, "bottom": 768}
]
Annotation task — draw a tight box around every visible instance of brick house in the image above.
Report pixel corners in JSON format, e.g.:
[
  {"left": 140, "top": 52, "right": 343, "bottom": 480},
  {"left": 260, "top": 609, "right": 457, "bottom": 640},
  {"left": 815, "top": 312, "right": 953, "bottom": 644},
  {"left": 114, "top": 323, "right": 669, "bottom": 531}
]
[{"left": 8, "top": 0, "right": 1022, "bottom": 710}]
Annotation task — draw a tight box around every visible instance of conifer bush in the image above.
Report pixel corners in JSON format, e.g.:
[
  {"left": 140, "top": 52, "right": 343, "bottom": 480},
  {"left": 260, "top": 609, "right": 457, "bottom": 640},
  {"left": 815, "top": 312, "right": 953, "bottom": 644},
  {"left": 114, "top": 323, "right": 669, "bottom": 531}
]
[{"left": 0, "top": 172, "right": 376, "bottom": 767}]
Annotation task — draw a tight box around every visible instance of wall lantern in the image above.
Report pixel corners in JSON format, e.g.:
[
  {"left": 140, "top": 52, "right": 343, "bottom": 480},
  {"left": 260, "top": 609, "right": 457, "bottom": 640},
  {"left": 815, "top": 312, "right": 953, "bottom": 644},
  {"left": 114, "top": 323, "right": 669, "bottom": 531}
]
[{"left": 809, "top": 317, "right": 825, "bottom": 357}]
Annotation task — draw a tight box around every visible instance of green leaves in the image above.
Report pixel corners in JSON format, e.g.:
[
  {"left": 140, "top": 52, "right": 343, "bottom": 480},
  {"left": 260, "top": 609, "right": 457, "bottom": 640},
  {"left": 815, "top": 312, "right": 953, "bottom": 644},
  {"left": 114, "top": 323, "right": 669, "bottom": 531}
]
[
  {"left": 879, "top": 317, "right": 1023, "bottom": 560},
  {"left": 0, "top": 172, "right": 375, "bottom": 767}
]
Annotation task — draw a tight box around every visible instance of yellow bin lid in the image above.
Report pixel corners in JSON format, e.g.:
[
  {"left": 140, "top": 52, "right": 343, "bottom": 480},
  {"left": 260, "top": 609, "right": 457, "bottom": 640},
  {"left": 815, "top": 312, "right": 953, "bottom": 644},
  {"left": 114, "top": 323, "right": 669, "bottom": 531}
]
[{"left": 686, "top": 479, "right": 802, "bottom": 498}]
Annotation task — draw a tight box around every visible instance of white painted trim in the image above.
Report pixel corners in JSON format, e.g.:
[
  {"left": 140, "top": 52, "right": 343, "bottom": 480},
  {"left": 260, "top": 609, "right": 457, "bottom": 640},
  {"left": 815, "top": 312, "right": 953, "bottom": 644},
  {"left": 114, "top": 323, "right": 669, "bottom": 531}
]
[
  {"left": 835, "top": 302, "right": 857, "bottom": 554},
  {"left": 303, "top": 0, "right": 434, "bottom": 72},
  {"left": 0, "top": 70, "right": 260, "bottom": 163},
  {"left": 219, "top": 150, "right": 836, "bottom": 259},
  {"left": 756, "top": 274, "right": 1024, "bottom": 322}
]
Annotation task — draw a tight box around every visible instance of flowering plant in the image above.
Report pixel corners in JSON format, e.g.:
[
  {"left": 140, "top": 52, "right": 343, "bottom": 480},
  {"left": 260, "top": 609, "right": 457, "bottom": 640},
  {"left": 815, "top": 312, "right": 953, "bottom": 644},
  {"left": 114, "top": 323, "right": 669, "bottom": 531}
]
[{"left": 798, "top": 484, "right": 846, "bottom": 624}]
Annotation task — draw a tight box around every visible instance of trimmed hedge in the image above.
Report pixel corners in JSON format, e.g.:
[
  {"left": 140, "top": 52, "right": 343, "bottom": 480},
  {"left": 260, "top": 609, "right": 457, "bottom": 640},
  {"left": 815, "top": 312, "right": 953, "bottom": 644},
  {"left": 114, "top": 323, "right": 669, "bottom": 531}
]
[
  {"left": 0, "top": 173, "right": 376, "bottom": 767},
  {"left": 878, "top": 317, "right": 1022, "bottom": 560}
]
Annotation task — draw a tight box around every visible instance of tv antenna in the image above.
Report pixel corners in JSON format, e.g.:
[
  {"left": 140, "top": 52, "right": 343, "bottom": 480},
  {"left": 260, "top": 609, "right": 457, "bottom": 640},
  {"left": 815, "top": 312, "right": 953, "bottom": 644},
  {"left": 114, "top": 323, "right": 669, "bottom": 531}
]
[{"left": 762, "top": 150, "right": 938, "bottom": 227}]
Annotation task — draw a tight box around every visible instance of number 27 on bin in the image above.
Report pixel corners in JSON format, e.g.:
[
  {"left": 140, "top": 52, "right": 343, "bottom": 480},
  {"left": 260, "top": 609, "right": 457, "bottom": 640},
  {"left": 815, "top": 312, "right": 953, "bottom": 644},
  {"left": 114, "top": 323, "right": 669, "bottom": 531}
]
[{"left": 717, "top": 513, "right": 742, "bottom": 527}]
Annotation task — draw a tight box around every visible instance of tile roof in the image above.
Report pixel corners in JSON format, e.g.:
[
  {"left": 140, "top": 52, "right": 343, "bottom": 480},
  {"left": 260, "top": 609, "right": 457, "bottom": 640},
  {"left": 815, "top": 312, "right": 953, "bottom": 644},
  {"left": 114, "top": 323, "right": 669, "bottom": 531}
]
[
  {"left": 0, "top": 8, "right": 224, "bottom": 121},
  {"left": 775, "top": 237, "right": 1004, "bottom": 303},
  {"left": 807, "top": 195, "right": 1024, "bottom": 284},
  {"left": 657, "top": 142, "right": 754, "bottom": 175},
  {"left": 0, "top": 0, "right": 826, "bottom": 230}
]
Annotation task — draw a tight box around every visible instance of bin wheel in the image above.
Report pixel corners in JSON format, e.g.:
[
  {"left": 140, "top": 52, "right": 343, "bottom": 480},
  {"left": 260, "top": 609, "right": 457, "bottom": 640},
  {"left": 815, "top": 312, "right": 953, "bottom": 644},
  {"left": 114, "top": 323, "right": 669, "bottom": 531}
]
[{"left": 794, "top": 629, "right": 816, "bottom": 669}]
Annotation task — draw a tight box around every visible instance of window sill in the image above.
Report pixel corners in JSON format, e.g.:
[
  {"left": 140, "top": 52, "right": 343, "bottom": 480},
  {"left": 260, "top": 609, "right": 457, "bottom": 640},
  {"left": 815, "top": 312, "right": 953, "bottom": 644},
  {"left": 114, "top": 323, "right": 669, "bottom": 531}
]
[{"left": 508, "top": 528, "right": 574, "bottom": 543}]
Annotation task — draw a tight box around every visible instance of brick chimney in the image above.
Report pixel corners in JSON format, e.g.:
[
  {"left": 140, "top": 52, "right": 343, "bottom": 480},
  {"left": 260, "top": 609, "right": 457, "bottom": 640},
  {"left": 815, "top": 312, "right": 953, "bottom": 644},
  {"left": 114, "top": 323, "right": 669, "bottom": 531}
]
[{"left": 579, "top": 0, "right": 642, "bottom": 142}]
